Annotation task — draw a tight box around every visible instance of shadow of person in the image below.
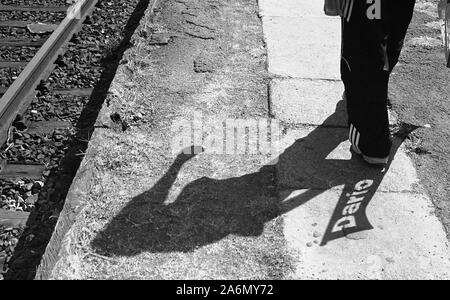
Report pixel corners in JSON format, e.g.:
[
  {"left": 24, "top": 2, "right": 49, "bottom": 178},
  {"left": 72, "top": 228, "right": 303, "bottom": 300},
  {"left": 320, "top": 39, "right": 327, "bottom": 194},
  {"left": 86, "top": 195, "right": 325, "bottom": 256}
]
[{"left": 92, "top": 100, "right": 406, "bottom": 256}]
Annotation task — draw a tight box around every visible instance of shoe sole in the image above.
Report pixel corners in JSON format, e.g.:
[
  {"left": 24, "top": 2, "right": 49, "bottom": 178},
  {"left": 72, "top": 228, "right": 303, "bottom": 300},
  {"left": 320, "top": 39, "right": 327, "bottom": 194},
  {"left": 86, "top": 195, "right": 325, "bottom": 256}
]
[
  {"left": 362, "top": 155, "right": 389, "bottom": 165},
  {"left": 351, "top": 144, "right": 389, "bottom": 165}
]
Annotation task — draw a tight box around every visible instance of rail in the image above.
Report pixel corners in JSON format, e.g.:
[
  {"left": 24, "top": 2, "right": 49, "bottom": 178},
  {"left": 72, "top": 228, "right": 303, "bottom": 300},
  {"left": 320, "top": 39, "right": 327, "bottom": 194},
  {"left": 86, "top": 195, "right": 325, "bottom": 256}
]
[{"left": 0, "top": 0, "right": 98, "bottom": 147}]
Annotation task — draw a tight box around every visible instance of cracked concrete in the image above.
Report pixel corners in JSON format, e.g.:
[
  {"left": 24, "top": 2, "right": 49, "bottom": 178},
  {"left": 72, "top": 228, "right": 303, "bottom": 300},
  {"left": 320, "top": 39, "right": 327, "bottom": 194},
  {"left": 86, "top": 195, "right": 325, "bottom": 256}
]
[{"left": 260, "top": 0, "right": 450, "bottom": 279}]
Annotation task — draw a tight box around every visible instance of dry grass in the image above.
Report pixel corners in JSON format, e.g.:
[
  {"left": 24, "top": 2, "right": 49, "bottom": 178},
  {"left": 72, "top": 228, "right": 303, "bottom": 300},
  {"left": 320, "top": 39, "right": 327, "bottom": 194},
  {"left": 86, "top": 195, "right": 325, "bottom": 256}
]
[{"left": 50, "top": 0, "right": 295, "bottom": 280}]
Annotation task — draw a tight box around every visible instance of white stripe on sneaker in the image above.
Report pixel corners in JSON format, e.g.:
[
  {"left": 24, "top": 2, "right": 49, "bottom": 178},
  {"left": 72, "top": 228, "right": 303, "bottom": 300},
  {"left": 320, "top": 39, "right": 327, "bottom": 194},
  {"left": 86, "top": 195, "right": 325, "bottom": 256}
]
[
  {"left": 343, "top": 0, "right": 350, "bottom": 19},
  {"left": 349, "top": 123, "right": 362, "bottom": 155},
  {"left": 349, "top": 124, "right": 353, "bottom": 142},
  {"left": 350, "top": 124, "right": 355, "bottom": 146},
  {"left": 351, "top": 126, "right": 357, "bottom": 147},
  {"left": 346, "top": 0, "right": 354, "bottom": 22},
  {"left": 355, "top": 130, "right": 361, "bottom": 153}
]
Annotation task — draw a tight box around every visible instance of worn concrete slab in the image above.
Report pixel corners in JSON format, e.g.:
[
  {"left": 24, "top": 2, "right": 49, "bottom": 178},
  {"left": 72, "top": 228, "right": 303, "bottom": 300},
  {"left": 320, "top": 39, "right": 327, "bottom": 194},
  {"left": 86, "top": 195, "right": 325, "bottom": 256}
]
[
  {"left": 270, "top": 78, "right": 347, "bottom": 126},
  {"left": 266, "top": 43, "right": 341, "bottom": 79},
  {"left": 280, "top": 189, "right": 450, "bottom": 279},
  {"left": 258, "top": 0, "right": 326, "bottom": 18},
  {"left": 263, "top": 16, "right": 341, "bottom": 46},
  {"left": 261, "top": 13, "right": 341, "bottom": 79},
  {"left": 270, "top": 78, "right": 398, "bottom": 126},
  {"left": 275, "top": 127, "right": 420, "bottom": 192},
  {"left": 260, "top": 0, "right": 450, "bottom": 280}
]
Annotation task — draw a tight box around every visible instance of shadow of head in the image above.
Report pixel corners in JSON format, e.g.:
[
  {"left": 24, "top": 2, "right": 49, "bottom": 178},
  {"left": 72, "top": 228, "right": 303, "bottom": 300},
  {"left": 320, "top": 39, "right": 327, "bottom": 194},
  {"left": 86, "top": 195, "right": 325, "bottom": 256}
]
[{"left": 91, "top": 100, "right": 399, "bottom": 256}]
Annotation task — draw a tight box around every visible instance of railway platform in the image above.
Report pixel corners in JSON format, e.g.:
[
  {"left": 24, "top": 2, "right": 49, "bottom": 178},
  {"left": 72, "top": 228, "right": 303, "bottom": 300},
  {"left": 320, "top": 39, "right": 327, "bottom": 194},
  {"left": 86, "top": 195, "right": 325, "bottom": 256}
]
[{"left": 35, "top": 0, "right": 450, "bottom": 279}]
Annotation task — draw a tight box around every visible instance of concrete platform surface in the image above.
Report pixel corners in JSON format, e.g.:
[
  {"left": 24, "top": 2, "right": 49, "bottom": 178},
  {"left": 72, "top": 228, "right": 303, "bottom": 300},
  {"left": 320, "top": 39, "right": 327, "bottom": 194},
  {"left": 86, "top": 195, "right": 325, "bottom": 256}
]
[
  {"left": 37, "top": 0, "right": 450, "bottom": 280},
  {"left": 260, "top": 0, "right": 341, "bottom": 79},
  {"left": 282, "top": 189, "right": 450, "bottom": 279},
  {"left": 270, "top": 78, "right": 347, "bottom": 126},
  {"left": 262, "top": 0, "right": 450, "bottom": 279}
]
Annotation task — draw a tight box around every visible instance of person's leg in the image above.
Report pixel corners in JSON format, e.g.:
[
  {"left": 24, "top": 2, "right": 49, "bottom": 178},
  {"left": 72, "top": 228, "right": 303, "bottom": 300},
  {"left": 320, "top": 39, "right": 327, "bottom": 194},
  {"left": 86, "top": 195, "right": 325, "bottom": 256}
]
[
  {"left": 386, "top": 0, "right": 416, "bottom": 72},
  {"left": 341, "top": 0, "right": 391, "bottom": 160}
]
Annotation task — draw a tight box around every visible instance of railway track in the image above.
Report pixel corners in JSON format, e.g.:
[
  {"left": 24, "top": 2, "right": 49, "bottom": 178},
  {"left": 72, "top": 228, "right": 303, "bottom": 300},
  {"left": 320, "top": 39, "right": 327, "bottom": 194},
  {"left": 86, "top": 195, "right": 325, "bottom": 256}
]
[
  {"left": 0, "top": 0, "right": 147, "bottom": 279},
  {"left": 0, "top": 0, "right": 98, "bottom": 145}
]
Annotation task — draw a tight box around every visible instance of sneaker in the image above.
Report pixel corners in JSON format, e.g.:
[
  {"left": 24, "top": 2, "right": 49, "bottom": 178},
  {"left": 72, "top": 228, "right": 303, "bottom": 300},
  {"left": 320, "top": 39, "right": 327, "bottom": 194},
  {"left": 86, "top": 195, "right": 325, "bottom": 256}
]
[{"left": 349, "top": 124, "right": 389, "bottom": 165}]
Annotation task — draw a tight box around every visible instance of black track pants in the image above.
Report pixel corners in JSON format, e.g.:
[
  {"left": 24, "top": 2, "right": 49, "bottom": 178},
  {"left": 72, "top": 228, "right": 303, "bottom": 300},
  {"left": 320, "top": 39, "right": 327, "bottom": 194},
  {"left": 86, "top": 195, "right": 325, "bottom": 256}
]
[{"left": 341, "top": 0, "right": 415, "bottom": 158}]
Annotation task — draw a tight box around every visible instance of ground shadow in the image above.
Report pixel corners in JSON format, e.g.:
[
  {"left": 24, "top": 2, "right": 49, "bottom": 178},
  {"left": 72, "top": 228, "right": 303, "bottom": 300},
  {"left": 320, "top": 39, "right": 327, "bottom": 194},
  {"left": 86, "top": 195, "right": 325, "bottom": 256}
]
[{"left": 92, "top": 99, "right": 406, "bottom": 256}]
